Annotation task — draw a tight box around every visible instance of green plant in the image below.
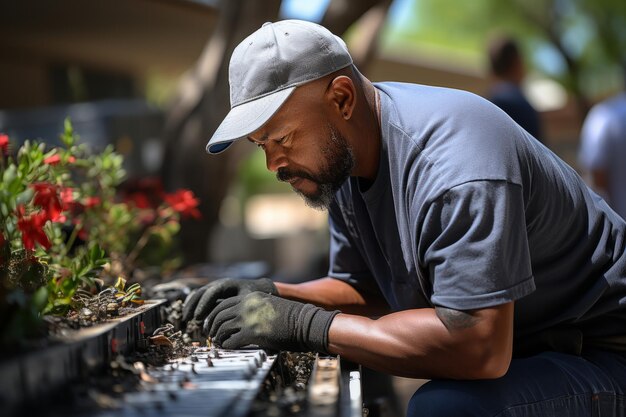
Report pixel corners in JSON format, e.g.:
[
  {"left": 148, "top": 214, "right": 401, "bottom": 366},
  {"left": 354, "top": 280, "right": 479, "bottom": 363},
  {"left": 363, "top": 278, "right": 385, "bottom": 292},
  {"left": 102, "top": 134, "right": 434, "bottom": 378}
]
[
  {"left": 0, "top": 120, "right": 200, "bottom": 347},
  {"left": 113, "top": 276, "right": 144, "bottom": 306}
]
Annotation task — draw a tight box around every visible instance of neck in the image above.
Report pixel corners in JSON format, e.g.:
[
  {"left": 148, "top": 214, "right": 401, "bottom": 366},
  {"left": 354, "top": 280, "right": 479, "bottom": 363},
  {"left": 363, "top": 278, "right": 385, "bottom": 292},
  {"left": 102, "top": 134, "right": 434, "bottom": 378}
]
[{"left": 349, "top": 77, "right": 381, "bottom": 181}]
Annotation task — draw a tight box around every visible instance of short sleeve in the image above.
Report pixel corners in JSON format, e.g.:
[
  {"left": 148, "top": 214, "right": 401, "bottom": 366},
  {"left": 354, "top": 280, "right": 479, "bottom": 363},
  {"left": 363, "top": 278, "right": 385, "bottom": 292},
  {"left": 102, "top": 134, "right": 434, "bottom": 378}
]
[
  {"left": 579, "top": 108, "right": 613, "bottom": 170},
  {"left": 419, "top": 180, "right": 535, "bottom": 310},
  {"left": 327, "top": 199, "right": 380, "bottom": 296}
]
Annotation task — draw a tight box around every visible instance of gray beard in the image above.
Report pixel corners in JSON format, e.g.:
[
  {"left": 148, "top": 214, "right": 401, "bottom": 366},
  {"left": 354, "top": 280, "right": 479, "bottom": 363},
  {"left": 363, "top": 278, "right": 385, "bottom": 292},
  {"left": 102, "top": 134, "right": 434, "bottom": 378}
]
[
  {"left": 298, "top": 182, "right": 335, "bottom": 210},
  {"left": 280, "top": 124, "right": 355, "bottom": 211}
]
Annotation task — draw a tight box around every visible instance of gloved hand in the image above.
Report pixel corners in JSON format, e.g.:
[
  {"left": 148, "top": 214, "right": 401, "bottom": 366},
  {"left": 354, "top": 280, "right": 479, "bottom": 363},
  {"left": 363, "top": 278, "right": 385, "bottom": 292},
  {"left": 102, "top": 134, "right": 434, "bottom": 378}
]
[
  {"left": 204, "top": 291, "right": 340, "bottom": 353},
  {"left": 182, "top": 277, "right": 278, "bottom": 323}
]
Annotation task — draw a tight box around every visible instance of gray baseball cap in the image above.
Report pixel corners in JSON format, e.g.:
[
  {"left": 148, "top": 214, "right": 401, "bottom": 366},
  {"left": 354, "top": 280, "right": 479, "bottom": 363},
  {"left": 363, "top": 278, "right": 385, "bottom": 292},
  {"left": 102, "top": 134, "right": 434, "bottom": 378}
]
[{"left": 206, "top": 19, "right": 353, "bottom": 154}]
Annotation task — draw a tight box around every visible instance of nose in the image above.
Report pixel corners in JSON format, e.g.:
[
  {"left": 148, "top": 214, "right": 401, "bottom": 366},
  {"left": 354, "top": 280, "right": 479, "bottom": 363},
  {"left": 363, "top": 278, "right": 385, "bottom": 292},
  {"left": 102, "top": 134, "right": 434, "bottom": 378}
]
[{"left": 264, "top": 145, "right": 288, "bottom": 172}]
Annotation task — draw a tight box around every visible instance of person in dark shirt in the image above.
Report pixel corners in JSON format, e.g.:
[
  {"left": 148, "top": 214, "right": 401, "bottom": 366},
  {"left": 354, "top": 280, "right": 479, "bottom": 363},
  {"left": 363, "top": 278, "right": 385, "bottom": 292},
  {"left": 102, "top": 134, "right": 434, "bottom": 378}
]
[{"left": 487, "top": 36, "right": 543, "bottom": 143}]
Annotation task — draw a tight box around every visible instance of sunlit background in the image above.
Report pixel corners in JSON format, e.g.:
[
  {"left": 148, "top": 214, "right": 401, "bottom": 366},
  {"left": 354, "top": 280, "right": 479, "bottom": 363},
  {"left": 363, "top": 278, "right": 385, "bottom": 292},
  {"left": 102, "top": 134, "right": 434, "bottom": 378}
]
[{"left": 1, "top": 0, "right": 624, "bottom": 276}]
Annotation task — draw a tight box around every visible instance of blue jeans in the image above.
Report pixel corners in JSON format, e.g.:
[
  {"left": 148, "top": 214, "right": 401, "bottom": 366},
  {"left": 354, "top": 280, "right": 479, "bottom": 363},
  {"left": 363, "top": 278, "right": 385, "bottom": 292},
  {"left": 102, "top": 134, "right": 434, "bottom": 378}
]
[{"left": 407, "top": 350, "right": 626, "bottom": 416}]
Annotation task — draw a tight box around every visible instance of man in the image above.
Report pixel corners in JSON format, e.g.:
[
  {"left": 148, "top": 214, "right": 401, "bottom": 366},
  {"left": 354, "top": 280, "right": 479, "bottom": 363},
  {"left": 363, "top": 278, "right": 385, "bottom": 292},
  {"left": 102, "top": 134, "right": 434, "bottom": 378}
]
[
  {"left": 184, "top": 20, "right": 626, "bottom": 416},
  {"left": 486, "top": 35, "right": 543, "bottom": 143},
  {"left": 579, "top": 80, "right": 626, "bottom": 220}
]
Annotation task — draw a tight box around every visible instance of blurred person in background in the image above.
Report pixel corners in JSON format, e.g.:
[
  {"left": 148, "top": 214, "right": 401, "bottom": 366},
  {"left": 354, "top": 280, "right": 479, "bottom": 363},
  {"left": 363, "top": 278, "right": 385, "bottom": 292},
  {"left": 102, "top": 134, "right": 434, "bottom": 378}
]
[
  {"left": 487, "top": 35, "right": 543, "bottom": 143},
  {"left": 579, "top": 70, "right": 626, "bottom": 219}
]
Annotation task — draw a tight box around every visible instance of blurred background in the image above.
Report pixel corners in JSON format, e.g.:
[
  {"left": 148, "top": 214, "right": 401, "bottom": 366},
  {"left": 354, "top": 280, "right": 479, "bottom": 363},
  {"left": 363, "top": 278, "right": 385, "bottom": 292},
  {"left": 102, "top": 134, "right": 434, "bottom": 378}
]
[
  {"left": 1, "top": 0, "right": 625, "bottom": 413},
  {"left": 2, "top": 0, "right": 625, "bottom": 275}
]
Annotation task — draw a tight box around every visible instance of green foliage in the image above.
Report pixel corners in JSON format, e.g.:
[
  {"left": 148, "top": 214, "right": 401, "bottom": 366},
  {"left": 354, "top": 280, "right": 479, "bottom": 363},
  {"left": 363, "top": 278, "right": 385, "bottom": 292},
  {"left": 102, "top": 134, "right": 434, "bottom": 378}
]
[
  {"left": 0, "top": 119, "right": 200, "bottom": 347},
  {"left": 237, "top": 149, "right": 291, "bottom": 201},
  {"left": 386, "top": 0, "right": 626, "bottom": 99},
  {"left": 42, "top": 243, "right": 108, "bottom": 315},
  {"left": 113, "top": 276, "right": 144, "bottom": 306}
]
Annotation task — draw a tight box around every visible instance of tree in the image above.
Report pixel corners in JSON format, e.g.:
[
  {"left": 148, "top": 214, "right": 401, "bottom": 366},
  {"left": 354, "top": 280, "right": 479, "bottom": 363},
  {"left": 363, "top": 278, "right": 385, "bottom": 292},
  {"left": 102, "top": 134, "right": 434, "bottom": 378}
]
[
  {"left": 392, "top": 0, "right": 626, "bottom": 120},
  {"left": 161, "top": 0, "right": 283, "bottom": 264},
  {"left": 321, "top": 0, "right": 393, "bottom": 70},
  {"left": 485, "top": 0, "right": 626, "bottom": 117}
]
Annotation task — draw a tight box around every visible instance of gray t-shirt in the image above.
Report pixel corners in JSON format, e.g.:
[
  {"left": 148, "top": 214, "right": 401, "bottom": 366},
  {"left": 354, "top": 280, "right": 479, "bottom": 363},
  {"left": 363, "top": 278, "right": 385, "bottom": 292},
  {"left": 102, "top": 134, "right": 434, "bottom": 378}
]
[{"left": 328, "top": 82, "right": 626, "bottom": 343}]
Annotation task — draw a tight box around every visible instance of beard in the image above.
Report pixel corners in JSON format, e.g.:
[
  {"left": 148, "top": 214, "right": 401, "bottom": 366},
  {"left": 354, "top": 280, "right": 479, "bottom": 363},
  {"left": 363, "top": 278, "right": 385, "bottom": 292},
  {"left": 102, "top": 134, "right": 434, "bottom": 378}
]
[{"left": 276, "top": 124, "right": 354, "bottom": 210}]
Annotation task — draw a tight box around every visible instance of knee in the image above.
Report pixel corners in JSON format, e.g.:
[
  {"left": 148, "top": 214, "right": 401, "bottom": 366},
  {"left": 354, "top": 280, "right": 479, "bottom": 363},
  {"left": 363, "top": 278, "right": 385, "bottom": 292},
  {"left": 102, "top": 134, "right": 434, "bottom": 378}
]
[{"left": 406, "top": 381, "right": 488, "bottom": 417}]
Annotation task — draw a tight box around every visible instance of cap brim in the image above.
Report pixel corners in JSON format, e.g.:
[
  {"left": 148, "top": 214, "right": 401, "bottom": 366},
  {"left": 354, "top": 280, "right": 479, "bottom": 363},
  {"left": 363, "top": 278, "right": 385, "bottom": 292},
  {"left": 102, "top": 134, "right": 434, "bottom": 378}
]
[{"left": 206, "top": 86, "right": 296, "bottom": 154}]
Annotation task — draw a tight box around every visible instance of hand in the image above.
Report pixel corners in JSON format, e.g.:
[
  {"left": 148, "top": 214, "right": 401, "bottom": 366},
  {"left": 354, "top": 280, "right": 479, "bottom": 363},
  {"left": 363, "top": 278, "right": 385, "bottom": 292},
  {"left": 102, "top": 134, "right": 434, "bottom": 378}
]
[
  {"left": 204, "top": 291, "right": 339, "bottom": 352},
  {"left": 182, "top": 277, "right": 278, "bottom": 323}
]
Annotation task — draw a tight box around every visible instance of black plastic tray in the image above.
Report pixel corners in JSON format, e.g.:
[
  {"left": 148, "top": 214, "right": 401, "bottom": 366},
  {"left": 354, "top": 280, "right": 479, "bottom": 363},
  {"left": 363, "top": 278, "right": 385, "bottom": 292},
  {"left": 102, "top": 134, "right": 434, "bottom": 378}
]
[{"left": 0, "top": 299, "right": 166, "bottom": 415}]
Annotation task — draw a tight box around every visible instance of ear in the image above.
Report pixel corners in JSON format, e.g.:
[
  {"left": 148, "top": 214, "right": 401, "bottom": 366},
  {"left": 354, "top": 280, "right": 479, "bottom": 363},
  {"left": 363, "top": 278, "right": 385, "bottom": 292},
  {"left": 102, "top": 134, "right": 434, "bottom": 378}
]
[{"left": 326, "top": 75, "right": 356, "bottom": 120}]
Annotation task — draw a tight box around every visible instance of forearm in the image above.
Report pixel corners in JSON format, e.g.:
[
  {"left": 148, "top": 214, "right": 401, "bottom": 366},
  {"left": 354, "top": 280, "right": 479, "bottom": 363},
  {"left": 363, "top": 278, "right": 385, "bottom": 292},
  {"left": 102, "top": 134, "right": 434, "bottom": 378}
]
[
  {"left": 327, "top": 303, "right": 513, "bottom": 380},
  {"left": 275, "top": 277, "right": 390, "bottom": 316}
]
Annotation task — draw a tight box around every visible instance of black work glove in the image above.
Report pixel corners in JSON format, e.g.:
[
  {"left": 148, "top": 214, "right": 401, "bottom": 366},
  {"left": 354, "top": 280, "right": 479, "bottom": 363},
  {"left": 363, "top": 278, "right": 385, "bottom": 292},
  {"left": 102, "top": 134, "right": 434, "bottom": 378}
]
[
  {"left": 182, "top": 277, "right": 278, "bottom": 323},
  {"left": 204, "top": 291, "right": 339, "bottom": 353}
]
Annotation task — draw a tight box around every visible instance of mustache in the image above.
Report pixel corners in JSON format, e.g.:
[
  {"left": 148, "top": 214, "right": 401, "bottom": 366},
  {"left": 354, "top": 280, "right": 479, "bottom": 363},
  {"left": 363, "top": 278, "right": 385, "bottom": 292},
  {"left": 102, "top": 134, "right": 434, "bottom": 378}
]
[{"left": 276, "top": 168, "right": 316, "bottom": 183}]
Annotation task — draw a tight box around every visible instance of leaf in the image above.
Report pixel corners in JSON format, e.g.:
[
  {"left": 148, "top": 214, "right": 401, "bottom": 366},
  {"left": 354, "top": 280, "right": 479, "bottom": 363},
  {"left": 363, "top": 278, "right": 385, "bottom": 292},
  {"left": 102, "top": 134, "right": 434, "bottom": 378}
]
[
  {"left": 15, "top": 188, "right": 34, "bottom": 205},
  {"left": 126, "top": 283, "right": 141, "bottom": 295},
  {"left": 0, "top": 202, "right": 8, "bottom": 217},
  {"left": 53, "top": 297, "right": 72, "bottom": 307},
  {"left": 32, "top": 286, "right": 49, "bottom": 313},
  {"left": 2, "top": 164, "right": 16, "bottom": 185},
  {"left": 60, "top": 277, "right": 77, "bottom": 297},
  {"left": 88, "top": 244, "right": 106, "bottom": 264},
  {"left": 61, "top": 118, "right": 75, "bottom": 147},
  {"left": 114, "top": 276, "right": 127, "bottom": 292}
]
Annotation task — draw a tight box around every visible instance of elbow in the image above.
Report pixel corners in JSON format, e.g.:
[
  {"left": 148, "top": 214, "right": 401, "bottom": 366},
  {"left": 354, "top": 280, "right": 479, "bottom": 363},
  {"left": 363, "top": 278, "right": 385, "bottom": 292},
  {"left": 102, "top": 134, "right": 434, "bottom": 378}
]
[
  {"left": 475, "top": 355, "right": 510, "bottom": 379},
  {"left": 466, "top": 344, "right": 512, "bottom": 380}
]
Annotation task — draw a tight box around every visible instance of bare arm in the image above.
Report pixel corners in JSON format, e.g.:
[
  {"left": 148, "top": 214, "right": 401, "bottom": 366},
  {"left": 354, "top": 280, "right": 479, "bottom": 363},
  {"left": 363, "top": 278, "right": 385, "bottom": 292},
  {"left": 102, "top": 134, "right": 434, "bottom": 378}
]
[
  {"left": 275, "top": 277, "right": 391, "bottom": 316},
  {"left": 328, "top": 301, "right": 514, "bottom": 380}
]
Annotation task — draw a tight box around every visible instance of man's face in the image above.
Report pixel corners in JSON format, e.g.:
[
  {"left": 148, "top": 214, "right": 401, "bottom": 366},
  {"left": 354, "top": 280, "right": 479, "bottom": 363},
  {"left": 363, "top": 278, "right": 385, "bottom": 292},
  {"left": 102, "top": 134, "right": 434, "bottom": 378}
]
[
  {"left": 275, "top": 123, "right": 354, "bottom": 209},
  {"left": 247, "top": 80, "right": 354, "bottom": 210}
]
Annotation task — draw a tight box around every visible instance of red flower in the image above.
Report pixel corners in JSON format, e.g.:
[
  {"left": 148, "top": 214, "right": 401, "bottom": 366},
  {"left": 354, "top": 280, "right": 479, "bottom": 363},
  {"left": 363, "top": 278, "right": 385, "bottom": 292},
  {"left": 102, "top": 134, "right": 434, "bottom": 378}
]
[
  {"left": 58, "top": 187, "right": 84, "bottom": 220},
  {"left": 84, "top": 196, "right": 101, "bottom": 208},
  {"left": 17, "top": 206, "right": 51, "bottom": 250},
  {"left": 60, "top": 187, "right": 73, "bottom": 204},
  {"left": 125, "top": 192, "right": 151, "bottom": 209},
  {"left": 120, "top": 177, "right": 165, "bottom": 209},
  {"left": 44, "top": 154, "right": 61, "bottom": 165},
  {"left": 0, "top": 133, "right": 9, "bottom": 155},
  {"left": 44, "top": 154, "right": 76, "bottom": 165},
  {"left": 78, "top": 228, "right": 88, "bottom": 241},
  {"left": 164, "top": 189, "right": 201, "bottom": 219},
  {"left": 31, "top": 182, "right": 63, "bottom": 221}
]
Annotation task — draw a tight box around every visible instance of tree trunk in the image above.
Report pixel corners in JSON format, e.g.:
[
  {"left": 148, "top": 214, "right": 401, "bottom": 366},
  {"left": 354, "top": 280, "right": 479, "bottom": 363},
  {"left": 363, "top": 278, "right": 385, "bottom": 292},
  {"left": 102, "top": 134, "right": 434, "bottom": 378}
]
[
  {"left": 161, "top": 0, "right": 282, "bottom": 265},
  {"left": 321, "top": 0, "right": 392, "bottom": 72}
]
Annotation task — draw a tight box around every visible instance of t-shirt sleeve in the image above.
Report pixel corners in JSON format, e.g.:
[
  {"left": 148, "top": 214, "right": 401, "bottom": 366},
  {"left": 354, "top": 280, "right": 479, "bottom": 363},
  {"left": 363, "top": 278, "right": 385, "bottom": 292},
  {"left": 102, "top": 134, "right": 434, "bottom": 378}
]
[
  {"left": 418, "top": 180, "right": 535, "bottom": 310},
  {"left": 327, "top": 199, "right": 380, "bottom": 296}
]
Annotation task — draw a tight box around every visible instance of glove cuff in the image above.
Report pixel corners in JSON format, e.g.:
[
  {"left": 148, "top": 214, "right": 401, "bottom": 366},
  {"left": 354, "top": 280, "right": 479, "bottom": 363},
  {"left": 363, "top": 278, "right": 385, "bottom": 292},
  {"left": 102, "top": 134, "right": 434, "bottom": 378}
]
[
  {"left": 256, "top": 278, "right": 279, "bottom": 295},
  {"left": 303, "top": 306, "right": 340, "bottom": 354}
]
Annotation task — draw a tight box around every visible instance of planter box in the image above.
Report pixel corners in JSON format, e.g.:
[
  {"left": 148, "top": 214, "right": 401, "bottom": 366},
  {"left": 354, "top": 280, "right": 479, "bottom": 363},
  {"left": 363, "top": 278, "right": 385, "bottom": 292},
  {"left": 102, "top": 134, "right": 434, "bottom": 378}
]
[
  {"left": 0, "top": 299, "right": 166, "bottom": 416},
  {"left": 1, "top": 300, "right": 365, "bottom": 417}
]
